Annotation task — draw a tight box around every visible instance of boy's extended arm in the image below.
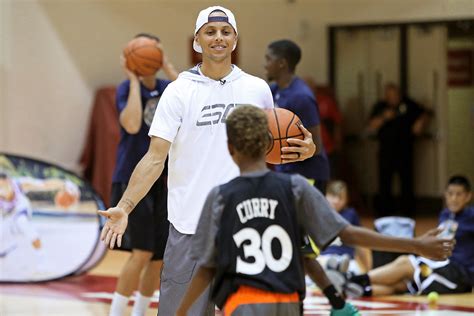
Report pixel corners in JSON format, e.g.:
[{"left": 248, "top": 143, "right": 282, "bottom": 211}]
[
  {"left": 339, "top": 225, "right": 454, "bottom": 261},
  {"left": 176, "top": 266, "right": 216, "bottom": 316}
]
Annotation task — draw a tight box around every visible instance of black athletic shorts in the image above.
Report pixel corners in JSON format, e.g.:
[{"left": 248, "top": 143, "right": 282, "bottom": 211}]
[
  {"left": 407, "top": 256, "right": 472, "bottom": 295},
  {"left": 110, "top": 177, "right": 169, "bottom": 260}
]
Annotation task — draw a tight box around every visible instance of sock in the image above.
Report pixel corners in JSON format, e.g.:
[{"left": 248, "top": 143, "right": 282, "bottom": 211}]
[
  {"left": 350, "top": 274, "right": 373, "bottom": 296},
  {"left": 131, "top": 293, "right": 152, "bottom": 316},
  {"left": 323, "top": 284, "right": 345, "bottom": 309},
  {"left": 109, "top": 292, "right": 129, "bottom": 316}
]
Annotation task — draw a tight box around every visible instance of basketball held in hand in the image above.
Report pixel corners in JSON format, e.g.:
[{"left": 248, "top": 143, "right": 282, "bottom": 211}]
[
  {"left": 123, "top": 37, "right": 163, "bottom": 77},
  {"left": 265, "top": 108, "right": 304, "bottom": 165}
]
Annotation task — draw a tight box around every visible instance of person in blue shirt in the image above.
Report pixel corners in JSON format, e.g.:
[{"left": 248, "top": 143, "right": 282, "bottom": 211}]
[
  {"left": 264, "top": 39, "right": 329, "bottom": 192},
  {"left": 319, "top": 180, "right": 372, "bottom": 274},
  {"left": 264, "top": 39, "right": 359, "bottom": 316},
  {"left": 345, "top": 175, "right": 473, "bottom": 297},
  {"left": 108, "top": 33, "right": 178, "bottom": 316}
]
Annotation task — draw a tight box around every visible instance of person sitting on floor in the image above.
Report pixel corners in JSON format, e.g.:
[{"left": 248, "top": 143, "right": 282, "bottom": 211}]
[
  {"left": 318, "top": 180, "right": 371, "bottom": 275},
  {"left": 344, "top": 175, "right": 473, "bottom": 297}
]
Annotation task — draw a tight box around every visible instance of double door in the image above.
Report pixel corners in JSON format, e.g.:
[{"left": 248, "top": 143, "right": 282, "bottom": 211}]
[{"left": 334, "top": 24, "right": 448, "bottom": 198}]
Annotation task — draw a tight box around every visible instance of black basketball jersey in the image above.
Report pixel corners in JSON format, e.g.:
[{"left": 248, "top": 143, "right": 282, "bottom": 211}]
[{"left": 212, "top": 171, "right": 305, "bottom": 308}]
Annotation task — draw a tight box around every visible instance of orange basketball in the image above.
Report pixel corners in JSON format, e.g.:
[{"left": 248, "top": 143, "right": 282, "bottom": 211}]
[
  {"left": 123, "top": 37, "right": 163, "bottom": 77},
  {"left": 54, "top": 190, "right": 79, "bottom": 209},
  {"left": 265, "top": 108, "right": 304, "bottom": 165}
]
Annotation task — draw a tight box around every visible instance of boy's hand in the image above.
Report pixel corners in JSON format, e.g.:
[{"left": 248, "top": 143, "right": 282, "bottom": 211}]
[
  {"left": 98, "top": 207, "right": 128, "bottom": 249},
  {"left": 415, "top": 228, "right": 455, "bottom": 260}
]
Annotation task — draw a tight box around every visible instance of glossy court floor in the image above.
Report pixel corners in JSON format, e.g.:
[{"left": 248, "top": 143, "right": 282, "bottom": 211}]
[{"left": 1, "top": 217, "right": 473, "bottom": 315}]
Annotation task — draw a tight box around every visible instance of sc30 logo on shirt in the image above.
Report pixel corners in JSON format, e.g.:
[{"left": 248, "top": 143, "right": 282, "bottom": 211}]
[{"left": 196, "top": 103, "right": 244, "bottom": 126}]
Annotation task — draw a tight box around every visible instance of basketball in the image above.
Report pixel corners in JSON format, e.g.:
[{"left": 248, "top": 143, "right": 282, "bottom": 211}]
[
  {"left": 123, "top": 37, "right": 163, "bottom": 77},
  {"left": 54, "top": 181, "right": 80, "bottom": 209},
  {"left": 265, "top": 108, "right": 304, "bottom": 164},
  {"left": 54, "top": 190, "right": 79, "bottom": 209}
]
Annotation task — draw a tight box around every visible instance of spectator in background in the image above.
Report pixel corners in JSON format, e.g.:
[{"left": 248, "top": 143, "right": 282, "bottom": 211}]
[
  {"left": 368, "top": 83, "right": 430, "bottom": 218},
  {"left": 264, "top": 40, "right": 328, "bottom": 191},
  {"left": 108, "top": 34, "right": 178, "bottom": 316},
  {"left": 343, "top": 175, "right": 473, "bottom": 297},
  {"left": 304, "top": 78, "right": 343, "bottom": 178},
  {"left": 319, "top": 180, "right": 372, "bottom": 274},
  {"left": 264, "top": 40, "right": 361, "bottom": 316}
]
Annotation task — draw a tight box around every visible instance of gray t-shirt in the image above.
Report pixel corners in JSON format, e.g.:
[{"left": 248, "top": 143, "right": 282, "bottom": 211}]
[{"left": 189, "top": 170, "right": 349, "bottom": 268}]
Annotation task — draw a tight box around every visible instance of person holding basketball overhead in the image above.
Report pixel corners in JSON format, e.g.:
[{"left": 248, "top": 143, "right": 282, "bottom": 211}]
[
  {"left": 108, "top": 33, "right": 178, "bottom": 316},
  {"left": 99, "top": 7, "right": 316, "bottom": 316}
]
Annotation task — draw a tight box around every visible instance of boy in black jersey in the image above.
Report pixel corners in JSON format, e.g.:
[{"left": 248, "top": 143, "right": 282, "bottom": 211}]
[{"left": 176, "top": 105, "right": 454, "bottom": 316}]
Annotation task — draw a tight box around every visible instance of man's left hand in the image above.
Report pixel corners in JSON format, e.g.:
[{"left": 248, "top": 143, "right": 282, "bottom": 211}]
[{"left": 281, "top": 124, "right": 316, "bottom": 163}]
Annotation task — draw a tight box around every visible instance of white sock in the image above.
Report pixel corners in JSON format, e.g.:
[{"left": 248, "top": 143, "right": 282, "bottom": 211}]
[
  {"left": 131, "top": 293, "right": 152, "bottom": 316},
  {"left": 109, "top": 292, "right": 129, "bottom": 316}
]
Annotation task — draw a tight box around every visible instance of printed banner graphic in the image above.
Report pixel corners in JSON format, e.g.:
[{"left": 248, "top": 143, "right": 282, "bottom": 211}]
[{"left": 0, "top": 153, "right": 105, "bottom": 282}]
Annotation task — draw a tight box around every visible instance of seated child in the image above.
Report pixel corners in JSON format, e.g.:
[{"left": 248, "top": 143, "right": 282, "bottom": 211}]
[
  {"left": 319, "top": 180, "right": 371, "bottom": 274},
  {"left": 176, "top": 105, "right": 455, "bottom": 316},
  {"left": 346, "top": 175, "right": 473, "bottom": 296}
]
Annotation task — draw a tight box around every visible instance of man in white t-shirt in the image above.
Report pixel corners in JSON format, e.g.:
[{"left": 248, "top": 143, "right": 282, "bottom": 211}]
[{"left": 99, "top": 6, "right": 316, "bottom": 316}]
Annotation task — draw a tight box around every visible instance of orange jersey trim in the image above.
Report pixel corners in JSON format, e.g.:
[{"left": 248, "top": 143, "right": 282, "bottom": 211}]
[{"left": 223, "top": 285, "right": 299, "bottom": 316}]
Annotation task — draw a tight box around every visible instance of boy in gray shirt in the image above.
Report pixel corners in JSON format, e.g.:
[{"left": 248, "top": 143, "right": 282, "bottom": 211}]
[{"left": 177, "top": 105, "right": 454, "bottom": 316}]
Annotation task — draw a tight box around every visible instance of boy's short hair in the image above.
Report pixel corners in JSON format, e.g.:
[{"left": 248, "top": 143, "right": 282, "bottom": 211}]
[
  {"left": 327, "top": 180, "right": 348, "bottom": 197},
  {"left": 226, "top": 105, "right": 269, "bottom": 159},
  {"left": 134, "top": 33, "right": 160, "bottom": 42},
  {"left": 447, "top": 175, "right": 471, "bottom": 192},
  {"left": 268, "top": 39, "right": 301, "bottom": 72}
]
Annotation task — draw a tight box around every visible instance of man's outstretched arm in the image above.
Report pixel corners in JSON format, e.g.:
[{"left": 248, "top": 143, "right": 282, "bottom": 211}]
[{"left": 99, "top": 136, "right": 170, "bottom": 248}]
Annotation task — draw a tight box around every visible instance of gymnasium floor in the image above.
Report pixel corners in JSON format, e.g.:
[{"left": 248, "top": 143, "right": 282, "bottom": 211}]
[{"left": 1, "top": 217, "right": 473, "bottom": 315}]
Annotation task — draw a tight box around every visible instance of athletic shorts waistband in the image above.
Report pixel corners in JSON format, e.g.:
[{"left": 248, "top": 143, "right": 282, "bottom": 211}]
[{"left": 223, "top": 285, "right": 299, "bottom": 316}]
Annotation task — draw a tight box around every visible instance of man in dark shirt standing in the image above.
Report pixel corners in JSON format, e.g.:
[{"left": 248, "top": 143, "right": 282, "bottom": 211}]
[
  {"left": 368, "top": 83, "right": 429, "bottom": 218},
  {"left": 264, "top": 39, "right": 329, "bottom": 192}
]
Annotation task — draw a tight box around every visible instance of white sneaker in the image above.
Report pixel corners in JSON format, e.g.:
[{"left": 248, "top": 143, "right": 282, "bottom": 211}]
[{"left": 326, "top": 254, "right": 350, "bottom": 274}]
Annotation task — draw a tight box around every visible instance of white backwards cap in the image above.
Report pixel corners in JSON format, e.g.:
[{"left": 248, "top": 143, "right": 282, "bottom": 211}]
[{"left": 193, "top": 6, "right": 238, "bottom": 53}]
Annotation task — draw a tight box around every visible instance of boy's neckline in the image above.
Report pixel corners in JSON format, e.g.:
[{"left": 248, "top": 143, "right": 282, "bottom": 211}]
[{"left": 240, "top": 169, "right": 270, "bottom": 177}]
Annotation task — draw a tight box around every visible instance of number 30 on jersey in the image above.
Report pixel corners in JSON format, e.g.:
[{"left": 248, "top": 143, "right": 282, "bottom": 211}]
[{"left": 232, "top": 225, "right": 293, "bottom": 275}]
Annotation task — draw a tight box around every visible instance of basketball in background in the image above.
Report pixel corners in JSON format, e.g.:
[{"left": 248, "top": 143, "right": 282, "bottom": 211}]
[
  {"left": 123, "top": 37, "right": 163, "bottom": 77},
  {"left": 54, "top": 180, "right": 80, "bottom": 209},
  {"left": 265, "top": 108, "right": 304, "bottom": 165}
]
